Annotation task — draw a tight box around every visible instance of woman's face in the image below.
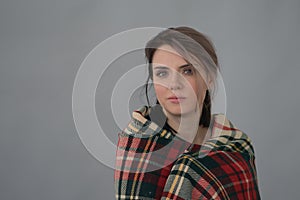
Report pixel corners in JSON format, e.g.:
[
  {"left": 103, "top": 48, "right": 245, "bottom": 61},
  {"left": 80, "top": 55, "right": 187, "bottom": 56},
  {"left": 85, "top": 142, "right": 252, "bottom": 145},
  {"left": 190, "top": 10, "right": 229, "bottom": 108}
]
[{"left": 152, "top": 45, "right": 209, "bottom": 117}]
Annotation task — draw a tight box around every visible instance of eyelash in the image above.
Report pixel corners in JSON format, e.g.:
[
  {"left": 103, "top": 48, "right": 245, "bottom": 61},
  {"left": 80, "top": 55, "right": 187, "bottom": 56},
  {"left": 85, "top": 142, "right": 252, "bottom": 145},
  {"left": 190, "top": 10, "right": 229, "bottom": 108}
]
[
  {"left": 183, "top": 68, "right": 193, "bottom": 75},
  {"left": 155, "top": 71, "right": 167, "bottom": 77}
]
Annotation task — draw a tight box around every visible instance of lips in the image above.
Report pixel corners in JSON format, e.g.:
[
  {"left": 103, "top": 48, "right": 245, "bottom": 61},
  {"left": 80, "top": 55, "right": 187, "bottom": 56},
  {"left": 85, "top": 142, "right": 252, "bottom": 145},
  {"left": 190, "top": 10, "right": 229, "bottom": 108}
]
[
  {"left": 168, "top": 95, "right": 186, "bottom": 99},
  {"left": 168, "top": 97, "right": 185, "bottom": 100},
  {"left": 167, "top": 96, "right": 186, "bottom": 103}
]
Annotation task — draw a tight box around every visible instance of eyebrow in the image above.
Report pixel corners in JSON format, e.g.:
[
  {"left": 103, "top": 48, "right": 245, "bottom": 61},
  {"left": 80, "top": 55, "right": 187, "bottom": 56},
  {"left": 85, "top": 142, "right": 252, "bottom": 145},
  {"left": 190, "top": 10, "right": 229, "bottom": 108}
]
[{"left": 153, "top": 63, "right": 191, "bottom": 70}]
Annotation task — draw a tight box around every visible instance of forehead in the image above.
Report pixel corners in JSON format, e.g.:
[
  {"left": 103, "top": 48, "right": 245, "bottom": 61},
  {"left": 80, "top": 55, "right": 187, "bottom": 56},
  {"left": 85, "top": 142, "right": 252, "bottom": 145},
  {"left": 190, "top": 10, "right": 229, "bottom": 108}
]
[
  {"left": 152, "top": 45, "right": 187, "bottom": 67},
  {"left": 154, "top": 45, "right": 180, "bottom": 56}
]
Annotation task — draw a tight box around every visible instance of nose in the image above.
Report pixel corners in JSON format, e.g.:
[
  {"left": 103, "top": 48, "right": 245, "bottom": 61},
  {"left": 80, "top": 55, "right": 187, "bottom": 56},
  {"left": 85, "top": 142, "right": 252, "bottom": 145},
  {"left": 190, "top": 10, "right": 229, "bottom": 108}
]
[{"left": 168, "top": 71, "right": 184, "bottom": 90}]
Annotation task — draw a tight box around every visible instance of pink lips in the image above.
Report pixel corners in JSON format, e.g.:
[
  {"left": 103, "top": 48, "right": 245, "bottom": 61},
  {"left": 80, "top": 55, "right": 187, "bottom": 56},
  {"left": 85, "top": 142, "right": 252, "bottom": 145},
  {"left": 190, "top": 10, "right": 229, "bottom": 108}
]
[{"left": 168, "top": 96, "right": 186, "bottom": 103}]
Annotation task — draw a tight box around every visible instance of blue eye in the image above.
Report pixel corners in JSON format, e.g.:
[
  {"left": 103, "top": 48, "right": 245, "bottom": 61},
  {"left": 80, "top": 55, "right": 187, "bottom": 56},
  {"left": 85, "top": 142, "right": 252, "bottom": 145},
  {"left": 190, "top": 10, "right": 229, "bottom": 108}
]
[
  {"left": 183, "top": 68, "right": 193, "bottom": 75},
  {"left": 156, "top": 70, "right": 168, "bottom": 77}
]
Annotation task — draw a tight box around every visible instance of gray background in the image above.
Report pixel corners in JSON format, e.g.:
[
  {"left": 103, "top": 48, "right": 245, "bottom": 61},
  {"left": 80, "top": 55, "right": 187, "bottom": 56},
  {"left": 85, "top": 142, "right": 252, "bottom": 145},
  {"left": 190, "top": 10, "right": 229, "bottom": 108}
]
[{"left": 1, "top": 0, "right": 300, "bottom": 199}]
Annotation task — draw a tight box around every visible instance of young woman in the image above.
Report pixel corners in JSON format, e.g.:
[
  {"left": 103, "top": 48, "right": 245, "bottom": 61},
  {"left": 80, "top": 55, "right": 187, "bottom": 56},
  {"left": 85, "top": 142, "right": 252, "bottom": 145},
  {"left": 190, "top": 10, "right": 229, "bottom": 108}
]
[{"left": 114, "top": 27, "right": 260, "bottom": 199}]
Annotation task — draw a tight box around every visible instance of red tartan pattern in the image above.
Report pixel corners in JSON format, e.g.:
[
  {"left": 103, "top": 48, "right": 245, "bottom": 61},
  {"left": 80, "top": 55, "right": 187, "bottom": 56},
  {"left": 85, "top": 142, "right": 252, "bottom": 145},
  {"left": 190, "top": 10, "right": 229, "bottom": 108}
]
[{"left": 114, "top": 106, "right": 260, "bottom": 199}]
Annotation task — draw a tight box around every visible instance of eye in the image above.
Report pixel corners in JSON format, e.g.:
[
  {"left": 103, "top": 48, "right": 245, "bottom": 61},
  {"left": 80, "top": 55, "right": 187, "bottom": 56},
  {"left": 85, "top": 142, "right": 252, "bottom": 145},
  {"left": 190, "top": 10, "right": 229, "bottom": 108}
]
[
  {"left": 155, "top": 70, "right": 168, "bottom": 78},
  {"left": 183, "top": 68, "right": 193, "bottom": 75}
]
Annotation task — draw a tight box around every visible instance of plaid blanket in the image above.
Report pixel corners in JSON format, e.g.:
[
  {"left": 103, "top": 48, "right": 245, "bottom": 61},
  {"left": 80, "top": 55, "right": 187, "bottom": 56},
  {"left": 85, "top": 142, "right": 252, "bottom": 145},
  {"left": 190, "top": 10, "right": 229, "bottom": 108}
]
[{"left": 114, "top": 106, "right": 260, "bottom": 199}]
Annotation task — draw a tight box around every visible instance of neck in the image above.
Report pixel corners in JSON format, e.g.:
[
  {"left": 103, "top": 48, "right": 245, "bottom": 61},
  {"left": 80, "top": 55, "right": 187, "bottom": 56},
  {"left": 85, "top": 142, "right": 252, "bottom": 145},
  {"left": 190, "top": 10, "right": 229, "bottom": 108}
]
[{"left": 166, "top": 111, "right": 209, "bottom": 144}]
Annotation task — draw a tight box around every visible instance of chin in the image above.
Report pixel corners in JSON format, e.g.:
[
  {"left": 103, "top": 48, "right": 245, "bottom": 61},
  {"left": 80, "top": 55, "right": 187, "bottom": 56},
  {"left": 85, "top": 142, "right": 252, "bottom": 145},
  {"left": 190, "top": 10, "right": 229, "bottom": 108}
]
[{"left": 164, "top": 104, "right": 194, "bottom": 116}]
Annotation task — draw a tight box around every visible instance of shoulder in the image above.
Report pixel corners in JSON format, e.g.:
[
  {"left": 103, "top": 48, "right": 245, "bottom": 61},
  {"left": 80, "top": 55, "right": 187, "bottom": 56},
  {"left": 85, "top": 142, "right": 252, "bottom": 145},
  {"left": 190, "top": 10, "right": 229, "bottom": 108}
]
[
  {"left": 207, "top": 113, "right": 256, "bottom": 155},
  {"left": 164, "top": 112, "right": 260, "bottom": 199},
  {"left": 163, "top": 151, "right": 260, "bottom": 199}
]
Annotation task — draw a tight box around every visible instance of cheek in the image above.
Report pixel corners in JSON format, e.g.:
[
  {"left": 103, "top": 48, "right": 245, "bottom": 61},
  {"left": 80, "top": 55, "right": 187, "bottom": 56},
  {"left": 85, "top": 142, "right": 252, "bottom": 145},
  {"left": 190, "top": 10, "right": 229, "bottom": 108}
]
[
  {"left": 154, "top": 84, "right": 167, "bottom": 99},
  {"left": 188, "top": 79, "right": 207, "bottom": 102}
]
